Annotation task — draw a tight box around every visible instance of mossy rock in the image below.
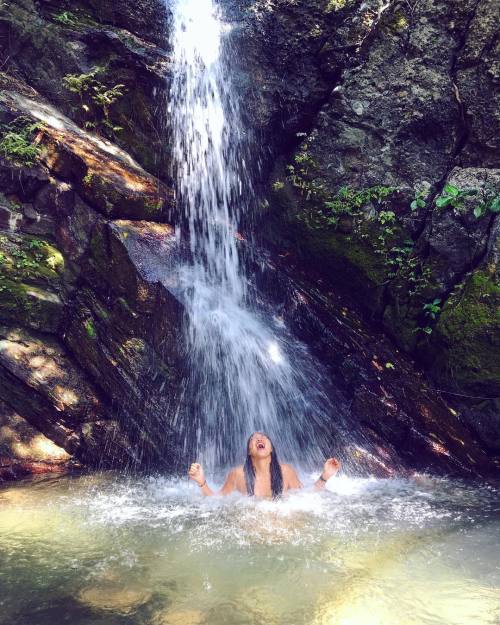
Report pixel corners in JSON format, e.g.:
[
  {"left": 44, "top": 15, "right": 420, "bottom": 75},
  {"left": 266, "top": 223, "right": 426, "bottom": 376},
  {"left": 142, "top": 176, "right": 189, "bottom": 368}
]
[
  {"left": 0, "top": 233, "right": 64, "bottom": 283},
  {"left": 0, "top": 276, "right": 63, "bottom": 332},
  {"left": 295, "top": 226, "right": 391, "bottom": 316},
  {"left": 382, "top": 302, "right": 419, "bottom": 351},
  {"left": 0, "top": 233, "right": 65, "bottom": 332},
  {"left": 428, "top": 270, "right": 500, "bottom": 395}
]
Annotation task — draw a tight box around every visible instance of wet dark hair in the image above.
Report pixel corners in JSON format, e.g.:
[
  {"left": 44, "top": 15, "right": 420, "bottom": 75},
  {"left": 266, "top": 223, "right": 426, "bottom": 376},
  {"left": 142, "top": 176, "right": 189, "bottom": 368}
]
[{"left": 244, "top": 433, "right": 283, "bottom": 498}]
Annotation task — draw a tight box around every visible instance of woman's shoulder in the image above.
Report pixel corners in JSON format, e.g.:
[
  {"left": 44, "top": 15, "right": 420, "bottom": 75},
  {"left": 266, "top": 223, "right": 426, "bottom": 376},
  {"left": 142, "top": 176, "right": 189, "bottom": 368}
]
[{"left": 228, "top": 465, "right": 245, "bottom": 478}]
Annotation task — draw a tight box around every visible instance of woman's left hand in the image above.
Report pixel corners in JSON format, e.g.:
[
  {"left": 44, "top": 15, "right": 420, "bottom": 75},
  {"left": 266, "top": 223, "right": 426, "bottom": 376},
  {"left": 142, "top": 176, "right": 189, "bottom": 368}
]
[{"left": 322, "top": 457, "right": 341, "bottom": 480}]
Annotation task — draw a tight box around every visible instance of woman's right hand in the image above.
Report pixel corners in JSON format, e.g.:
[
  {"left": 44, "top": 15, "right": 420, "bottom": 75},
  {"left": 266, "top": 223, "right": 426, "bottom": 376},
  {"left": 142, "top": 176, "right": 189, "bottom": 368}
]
[{"left": 188, "top": 462, "right": 205, "bottom": 486}]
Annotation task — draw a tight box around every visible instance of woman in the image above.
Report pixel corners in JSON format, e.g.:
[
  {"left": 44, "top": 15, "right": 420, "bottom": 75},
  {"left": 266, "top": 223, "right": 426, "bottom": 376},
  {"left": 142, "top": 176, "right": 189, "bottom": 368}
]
[{"left": 188, "top": 431, "right": 341, "bottom": 497}]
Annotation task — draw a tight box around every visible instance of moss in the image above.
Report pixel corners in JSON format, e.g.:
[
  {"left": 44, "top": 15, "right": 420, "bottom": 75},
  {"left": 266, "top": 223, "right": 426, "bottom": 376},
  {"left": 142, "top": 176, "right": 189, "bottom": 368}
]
[
  {"left": 298, "top": 227, "right": 390, "bottom": 315},
  {"left": 0, "top": 277, "right": 62, "bottom": 333},
  {"left": 84, "top": 319, "right": 97, "bottom": 339},
  {"left": 430, "top": 270, "right": 500, "bottom": 394},
  {"left": 0, "top": 234, "right": 64, "bottom": 283}
]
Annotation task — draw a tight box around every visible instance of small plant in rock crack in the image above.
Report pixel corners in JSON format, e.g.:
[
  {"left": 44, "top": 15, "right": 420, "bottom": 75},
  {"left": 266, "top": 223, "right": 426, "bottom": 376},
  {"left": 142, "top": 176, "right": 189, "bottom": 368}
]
[
  {"left": 0, "top": 116, "right": 42, "bottom": 166},
  {"left": 320, "top": 185, "right": 395, "bottom": 228},
  {"left": 53, "top": 10, "right": 79, "bottom": 26},
  {"left": 415, "top": 298, "right": 442, "bottom": 335},
  {"left": 63, "top": 68, "right": 126, "bottom": 135},
  {"left": 472, "top": 186, "right": 500, "bottom": 219},
  {"left": 435, "top": 184, "right": 477, "bottom": 212},
  {"left": 423, "top": 298, "right": 442, "bottom": 320},
  {"left": 410, "top": 190, "right": 427, "bottom": 211}
]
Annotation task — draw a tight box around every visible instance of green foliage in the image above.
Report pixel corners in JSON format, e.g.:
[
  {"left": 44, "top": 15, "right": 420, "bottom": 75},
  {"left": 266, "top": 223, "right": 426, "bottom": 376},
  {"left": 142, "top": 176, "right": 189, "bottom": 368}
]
[
  {"left": 53, "top": 10, "right": 79, "bottom": 26},
  {"left": 410, "top": 190, "right": 426, "bottom": 211},
  {"left": 436, "top": 182, "right": 500, "bottom": 219},
  {"left": 435, "top": 184, "right": 477, "bottom": 211},
  {"left": 416, "top": 298, "right": 442, "bottom": 335},
  {"left": 423, "top": 298, "right": 442, "bottom": 320},
  {"left": 472, "top": 188, "right": 500, "bottom": 219},
  {"left": 0, "top": 116, "right": 42, "bottom": 166},
  {"left": 84, "top": 319, "right": 97, "bottom": 340},
  {"left": 63, "top": 67, "right": 126, "bottom": 135},
  {"left": 325, "top": 186, "right": 394, "bottom": 222},
  {"left": 0, "top": 235, "right": 63, "bottom": 280},
  {"left": 298, "top": 184, "right": 395, "bottom": 229}
]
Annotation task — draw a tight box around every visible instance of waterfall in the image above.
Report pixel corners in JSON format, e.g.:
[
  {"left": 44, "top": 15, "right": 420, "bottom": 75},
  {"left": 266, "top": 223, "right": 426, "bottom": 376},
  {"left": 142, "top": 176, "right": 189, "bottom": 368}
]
[{"left": 169, "top": 0, "right": 340, "bottom": 469}]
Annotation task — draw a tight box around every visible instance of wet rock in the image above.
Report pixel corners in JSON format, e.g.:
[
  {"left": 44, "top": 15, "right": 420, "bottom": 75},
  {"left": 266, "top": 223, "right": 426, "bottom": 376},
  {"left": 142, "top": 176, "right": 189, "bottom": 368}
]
[
  {"left": 231, "top": 0, "right": 382, "bottom": 148},
  {"left": 0, "top": 325, "right": 136, "bottom": 466},
  {"left": 273, "top": 254, "right": 497, "bottom": 476},
  {"left": 0, "top": 89, "right": 175, "bottom": 221},
  {"left": 78, "top": 583, "right": 152, "bottom": 614},
  {"left": 0, "top": 231, "right": 65, "bottom": 333},
  {"left": 425, "top": 167, "right": 500, "bottom": 292},
  {"left": 153, "top": 609, "right": 205, "bottom": 625},
  {"left": 456, "top": 0, "right": 500, "bottom": 167},
  {"left": 65, "top": 220, "right": 185, "bottom": 469},
  {"left": 0, "top": 399, "right": 71, "bottom": 481}
]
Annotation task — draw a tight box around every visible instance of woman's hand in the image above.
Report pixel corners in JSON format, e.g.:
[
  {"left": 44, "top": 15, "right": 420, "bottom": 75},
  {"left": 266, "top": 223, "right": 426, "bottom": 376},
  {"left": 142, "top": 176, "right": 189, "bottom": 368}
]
[
  {"left": 188, "top": 462, "right": 205, "bottom": 486},
  {"left": 322, "top": 457, "right": 341, "bottom": 480}
]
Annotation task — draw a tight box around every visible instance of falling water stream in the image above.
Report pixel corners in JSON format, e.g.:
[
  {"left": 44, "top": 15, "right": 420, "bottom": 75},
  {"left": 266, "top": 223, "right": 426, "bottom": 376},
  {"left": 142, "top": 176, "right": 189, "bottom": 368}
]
[
  {"left": 168, "top": 0, "right": 340, "bottom": 469},
  {"left": 0, "top": 2, "right": 499, "bottom": 624}
]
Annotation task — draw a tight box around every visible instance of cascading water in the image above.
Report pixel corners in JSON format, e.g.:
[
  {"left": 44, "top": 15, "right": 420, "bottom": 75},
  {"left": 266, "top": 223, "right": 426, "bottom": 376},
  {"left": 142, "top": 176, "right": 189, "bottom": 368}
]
[{"left": 168, "top": 0, "right": 342, "bottom": 469}]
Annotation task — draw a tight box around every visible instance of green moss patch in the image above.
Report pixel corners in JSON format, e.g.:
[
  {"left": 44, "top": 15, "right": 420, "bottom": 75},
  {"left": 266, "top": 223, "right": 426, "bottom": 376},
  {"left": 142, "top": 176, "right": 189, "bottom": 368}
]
[
  {"left": 0, "top": 277, "right": 63, "bottom": 332},
  {"left": 430, "top": 270, "right": 500, "bottom": 395},
  {"left": 297, "top": 227, "right": 390, "bottom": 315},
  {"left": 0, "top": 233, "right": 64, "bottom": 283}
]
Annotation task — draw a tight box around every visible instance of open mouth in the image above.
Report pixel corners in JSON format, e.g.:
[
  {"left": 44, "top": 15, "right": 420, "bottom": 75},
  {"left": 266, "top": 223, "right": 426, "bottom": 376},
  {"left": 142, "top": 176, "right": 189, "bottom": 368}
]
[{"left": 257, "top": 442, "right": 265, "bottom": 450}]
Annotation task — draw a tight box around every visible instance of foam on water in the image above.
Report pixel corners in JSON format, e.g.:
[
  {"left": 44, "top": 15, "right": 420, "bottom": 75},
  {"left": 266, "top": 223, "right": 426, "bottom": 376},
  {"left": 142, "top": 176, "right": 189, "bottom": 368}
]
[{"left": 0, "top": 474, "right": 499, "bottom": 625}]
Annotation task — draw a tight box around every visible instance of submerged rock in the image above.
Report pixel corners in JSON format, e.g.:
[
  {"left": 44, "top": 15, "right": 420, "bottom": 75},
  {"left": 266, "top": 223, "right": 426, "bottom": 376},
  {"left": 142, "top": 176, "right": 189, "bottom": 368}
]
[{"left": 78, "top": 584, "right": 152, "bottom": 614}]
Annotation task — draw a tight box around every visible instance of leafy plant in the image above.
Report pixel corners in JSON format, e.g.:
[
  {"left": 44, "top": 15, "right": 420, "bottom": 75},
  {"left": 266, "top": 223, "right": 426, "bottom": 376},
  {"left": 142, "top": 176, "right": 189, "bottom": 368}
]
[
  {"left": 378, "top": 210, "right": 396, "bottom": 225},
  {"left": 54, "top": 10, "right": 79, "bottom": 26},
  {"left": 63, "top": 68, "right": 126, "bottom": 136},
  {"left": 423, "top": 297, "right": 442, "bottom": 320},
  {"left": 320, "top": 186, "right": 394, "bottom": 228},
  {"left": 84, "top": 319, "right": 97, "bottom": 339},
  {"left": 0, "top": 117, "right": 42, "bottom": 166},
  {"left": 410, "top": 190, "right": 426, "bottom": 211},
  {"left": 435, "top": 184, "right": 477, "bottom": 211},
  {"left": 472, "top": 189, "right": 500, "bottom": 219},
  {"left": 415, "top": 298, "right": 442, "bottom": 335}
]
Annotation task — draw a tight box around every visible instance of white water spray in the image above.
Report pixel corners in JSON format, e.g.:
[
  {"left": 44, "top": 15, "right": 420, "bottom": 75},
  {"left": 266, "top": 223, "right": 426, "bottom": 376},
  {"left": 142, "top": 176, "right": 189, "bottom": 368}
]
[{"left": 169, "top": 0, "right": 339, "bottom": 468}]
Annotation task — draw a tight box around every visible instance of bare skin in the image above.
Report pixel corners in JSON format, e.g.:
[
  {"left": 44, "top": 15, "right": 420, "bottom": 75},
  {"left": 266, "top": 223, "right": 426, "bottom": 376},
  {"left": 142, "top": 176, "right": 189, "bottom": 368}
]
[{"left": 188, "top": 432, "right": 341, "bottom": 497}]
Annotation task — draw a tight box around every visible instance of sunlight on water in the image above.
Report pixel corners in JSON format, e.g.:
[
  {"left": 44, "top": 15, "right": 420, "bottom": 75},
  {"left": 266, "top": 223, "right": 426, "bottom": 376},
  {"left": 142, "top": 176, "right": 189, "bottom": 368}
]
[{"left": 0, "top": 474, "right": 498, "bottom": 625}]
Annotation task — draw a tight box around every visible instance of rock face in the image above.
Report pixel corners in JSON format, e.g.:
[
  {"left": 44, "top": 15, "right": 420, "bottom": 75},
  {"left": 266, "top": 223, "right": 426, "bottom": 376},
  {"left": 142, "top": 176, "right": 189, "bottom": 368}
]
[
  {"left": 251, "top": 0, "right": 499, "bottom": 438},
  {"left": 0, "top": 0, "right": 185, "bottom": 478},
  {"left": 0, "top": 399, "right": 70, "bottom": 480},
  {"left": 0, "top": 0, "right": 498, "bottom": 478},
  {"left": 0, "top": 0, "right": 172, "bottom": 178}
]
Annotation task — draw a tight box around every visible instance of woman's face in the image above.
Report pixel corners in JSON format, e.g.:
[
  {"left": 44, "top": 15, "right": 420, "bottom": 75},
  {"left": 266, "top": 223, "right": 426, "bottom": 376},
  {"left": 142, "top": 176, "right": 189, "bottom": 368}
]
[{"left": 248, "top": 432, "right": 273, "bottom": 459}]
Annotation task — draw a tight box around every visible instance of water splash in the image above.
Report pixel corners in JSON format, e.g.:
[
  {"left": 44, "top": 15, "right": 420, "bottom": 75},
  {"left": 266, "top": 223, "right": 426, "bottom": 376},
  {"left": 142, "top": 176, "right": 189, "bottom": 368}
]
[{"left": 169, "top": 0, "right": 342, "bottom": 469}]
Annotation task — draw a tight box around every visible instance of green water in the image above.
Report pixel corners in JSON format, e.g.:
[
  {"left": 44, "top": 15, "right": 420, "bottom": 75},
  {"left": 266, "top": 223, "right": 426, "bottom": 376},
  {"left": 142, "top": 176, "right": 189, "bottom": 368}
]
[{"left": 0, "top": 473, "right": 498, "bottom": 625}]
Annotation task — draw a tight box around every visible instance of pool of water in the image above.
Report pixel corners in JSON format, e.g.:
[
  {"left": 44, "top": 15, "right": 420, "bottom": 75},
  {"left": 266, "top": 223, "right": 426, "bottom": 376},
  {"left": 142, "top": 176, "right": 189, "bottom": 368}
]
[{"left": 0, "top": 473, "right": 499, "bottom": 625}]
